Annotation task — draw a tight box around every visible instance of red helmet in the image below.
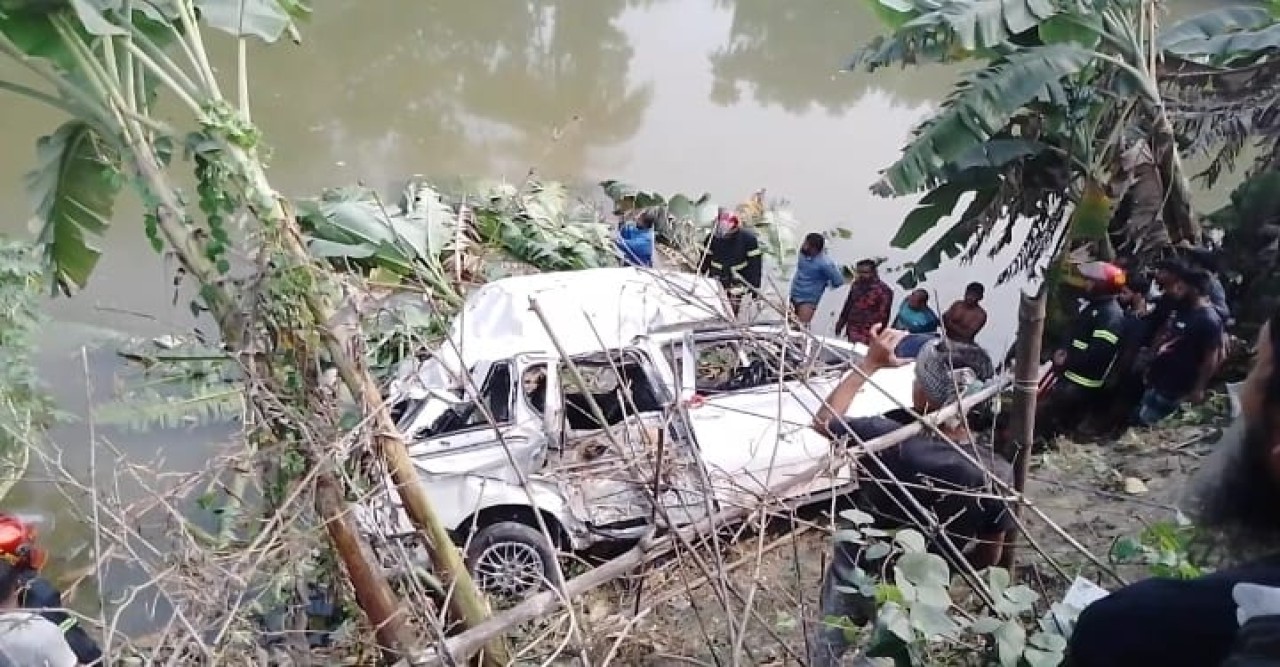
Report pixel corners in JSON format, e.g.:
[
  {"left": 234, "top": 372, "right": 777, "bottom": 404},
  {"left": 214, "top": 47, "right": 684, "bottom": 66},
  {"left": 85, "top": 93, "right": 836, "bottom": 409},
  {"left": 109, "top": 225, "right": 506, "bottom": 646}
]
[
  {"left": 1078, "top": 261, "right": 1126, "bottom": 294},
  {"left": 0, "top": 515, "right": 47, "bottom": 571}
]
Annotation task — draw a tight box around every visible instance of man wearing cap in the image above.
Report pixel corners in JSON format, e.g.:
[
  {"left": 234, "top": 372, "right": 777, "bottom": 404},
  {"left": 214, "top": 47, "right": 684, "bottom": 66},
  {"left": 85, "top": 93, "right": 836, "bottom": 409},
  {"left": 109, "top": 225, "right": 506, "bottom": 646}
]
[
  {"left": 808, "top": 325, "right": 1014, "bottom": 666},
  {"left": 1038, "top": 261, "right": 1128, "bottom": 439},
  {"left": 699, "top": 210, "right": 763, "bottom": 316},
  {"left": 1136, "top": 265, "right": 1226, "bottom": 425}
]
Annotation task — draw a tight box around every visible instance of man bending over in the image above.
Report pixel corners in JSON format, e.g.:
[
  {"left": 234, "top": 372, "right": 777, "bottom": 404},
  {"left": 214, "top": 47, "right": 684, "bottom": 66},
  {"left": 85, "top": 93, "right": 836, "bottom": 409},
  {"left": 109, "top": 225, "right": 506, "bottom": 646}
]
[{"left": 808, "top": 325, "right": 1014, "bottom": 666}]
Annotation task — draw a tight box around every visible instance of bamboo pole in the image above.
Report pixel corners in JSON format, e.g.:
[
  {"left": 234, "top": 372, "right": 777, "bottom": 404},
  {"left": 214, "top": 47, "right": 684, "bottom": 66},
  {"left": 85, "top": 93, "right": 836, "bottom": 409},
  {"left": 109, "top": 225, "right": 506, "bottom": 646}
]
[
  {"left": 1000, "top": 289, "right": 1047, "bottom": 570},
  {"left": 134, "top": 153, "right": 423, "bottom": 656},
  {"left": 421, "top": 377, "right": 1011, "bottom": 666}
]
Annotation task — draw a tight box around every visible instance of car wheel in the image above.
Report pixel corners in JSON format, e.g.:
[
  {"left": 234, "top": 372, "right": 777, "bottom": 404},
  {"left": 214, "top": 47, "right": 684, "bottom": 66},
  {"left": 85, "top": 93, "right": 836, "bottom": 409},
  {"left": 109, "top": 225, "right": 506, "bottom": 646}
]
[{"left": 465, "top": 521, "right": 559, "bottom": 602}]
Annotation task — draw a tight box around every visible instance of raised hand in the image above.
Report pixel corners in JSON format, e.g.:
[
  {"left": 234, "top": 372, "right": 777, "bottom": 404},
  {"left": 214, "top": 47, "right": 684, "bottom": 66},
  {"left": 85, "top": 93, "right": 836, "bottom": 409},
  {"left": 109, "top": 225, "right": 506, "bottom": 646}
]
[{"left": 864, "top": 323, "right": 909, "bottom": 370}]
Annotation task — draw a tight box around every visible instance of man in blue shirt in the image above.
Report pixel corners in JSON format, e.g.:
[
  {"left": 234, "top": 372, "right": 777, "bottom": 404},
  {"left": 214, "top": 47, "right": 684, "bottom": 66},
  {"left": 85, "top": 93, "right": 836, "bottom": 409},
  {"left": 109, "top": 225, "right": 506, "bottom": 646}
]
[
  {"left": 616, "top": 207, "right": 658, "bottom": 268},
  {"left": 789, "top": 233, "right": 845, "bottom": 326}
]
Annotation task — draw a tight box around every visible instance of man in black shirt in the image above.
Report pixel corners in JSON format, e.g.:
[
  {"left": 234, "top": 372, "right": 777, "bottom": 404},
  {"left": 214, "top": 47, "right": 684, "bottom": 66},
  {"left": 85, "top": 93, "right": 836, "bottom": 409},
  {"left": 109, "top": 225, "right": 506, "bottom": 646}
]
[
  {"left": 808, "top": 326, "right": 1013, "bottom": 666},
  {"left": 1068, "top": 309, "right": 1280, "bottom": 666},
  {"left": 1136, "top": 266, "right": 1224, "bottom": 426}
]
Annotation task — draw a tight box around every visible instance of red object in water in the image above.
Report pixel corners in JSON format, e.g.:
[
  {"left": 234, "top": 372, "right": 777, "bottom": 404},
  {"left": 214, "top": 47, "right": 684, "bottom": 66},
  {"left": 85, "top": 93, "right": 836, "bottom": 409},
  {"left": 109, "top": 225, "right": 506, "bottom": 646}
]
[{"left": 0, "top": 514, "right": 47, "bottom": 571}]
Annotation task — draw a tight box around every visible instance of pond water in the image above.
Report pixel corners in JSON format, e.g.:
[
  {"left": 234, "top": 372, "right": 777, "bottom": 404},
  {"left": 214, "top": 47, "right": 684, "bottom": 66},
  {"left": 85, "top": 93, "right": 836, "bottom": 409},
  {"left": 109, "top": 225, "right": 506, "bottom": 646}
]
[{"left": 0, "top": 0, "right": 1229, "bottom": 634}]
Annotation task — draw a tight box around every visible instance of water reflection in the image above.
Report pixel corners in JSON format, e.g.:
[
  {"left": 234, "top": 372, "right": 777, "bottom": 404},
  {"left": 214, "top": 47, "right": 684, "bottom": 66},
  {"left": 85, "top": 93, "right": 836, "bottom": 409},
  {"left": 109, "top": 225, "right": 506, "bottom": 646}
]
[
  {"left": 245, "top": 0, "right": 652, "bottom": 191},
  {"left": 710, "top": 0, "right": 950, "bottom": 113}
]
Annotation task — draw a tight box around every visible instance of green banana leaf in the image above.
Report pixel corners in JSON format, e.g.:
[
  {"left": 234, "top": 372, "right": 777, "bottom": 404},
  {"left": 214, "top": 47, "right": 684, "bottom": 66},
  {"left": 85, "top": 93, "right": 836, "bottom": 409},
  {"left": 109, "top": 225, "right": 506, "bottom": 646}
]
[{"left": 25, "top": 121, "right": 120, "bottom": 296}]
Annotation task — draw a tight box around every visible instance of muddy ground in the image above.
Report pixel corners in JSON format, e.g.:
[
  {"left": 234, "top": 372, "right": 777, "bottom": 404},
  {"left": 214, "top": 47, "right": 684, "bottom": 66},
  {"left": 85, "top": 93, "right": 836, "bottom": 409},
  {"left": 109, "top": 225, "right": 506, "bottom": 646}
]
[{"left": 509, "top": 397, "right": 1232, "bottom": 666}]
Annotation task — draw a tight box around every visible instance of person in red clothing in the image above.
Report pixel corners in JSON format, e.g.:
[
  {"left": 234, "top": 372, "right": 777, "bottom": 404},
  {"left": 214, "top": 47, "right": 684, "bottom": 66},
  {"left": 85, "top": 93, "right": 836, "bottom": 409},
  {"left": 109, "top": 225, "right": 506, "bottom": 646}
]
[{"left": 834, "top": 259, "right": 893, "bottom": 345}]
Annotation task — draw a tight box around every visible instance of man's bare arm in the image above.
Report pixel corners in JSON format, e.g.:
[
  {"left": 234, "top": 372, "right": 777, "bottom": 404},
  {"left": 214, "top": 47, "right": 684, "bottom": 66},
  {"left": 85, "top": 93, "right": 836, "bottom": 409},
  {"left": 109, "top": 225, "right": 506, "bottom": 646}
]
[
  {"left": 812, "top": 359, "right": 878, "bottom": 437},
  {"left": 813, "top": 325, "right": 907, "bottom": 436}
]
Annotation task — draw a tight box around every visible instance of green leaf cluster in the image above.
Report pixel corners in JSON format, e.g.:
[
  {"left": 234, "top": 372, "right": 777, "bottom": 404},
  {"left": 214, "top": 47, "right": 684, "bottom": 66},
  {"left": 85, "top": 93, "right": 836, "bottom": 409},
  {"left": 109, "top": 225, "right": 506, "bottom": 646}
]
[
  {"left": 855, "top": 0, "right": 1280, "bottom": 285},
  {"left": 833, "top": 508, "right": 1070, "bottom": 666}
]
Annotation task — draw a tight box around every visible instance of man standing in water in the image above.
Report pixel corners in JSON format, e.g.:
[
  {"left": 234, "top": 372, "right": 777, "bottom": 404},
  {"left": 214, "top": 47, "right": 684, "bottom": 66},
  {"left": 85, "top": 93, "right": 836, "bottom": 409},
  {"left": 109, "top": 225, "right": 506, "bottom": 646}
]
[
  {"left": 834, "top": 259, "right": 893, "bottom": 345},
  {"left": 1067, "top": 308, "right": 1280, "bottom": 666},
  {"left": 942, "top": 282, "right": 989, "bottom": 344},
  {"left": 700, "top": 210, "right": 763, "bottom": 317},
  {"left": 808, "top": 326, "right": 1013, "bottom": 666},
  {"left": 789, "top": 233, "right": 845, "bottom": 327}
]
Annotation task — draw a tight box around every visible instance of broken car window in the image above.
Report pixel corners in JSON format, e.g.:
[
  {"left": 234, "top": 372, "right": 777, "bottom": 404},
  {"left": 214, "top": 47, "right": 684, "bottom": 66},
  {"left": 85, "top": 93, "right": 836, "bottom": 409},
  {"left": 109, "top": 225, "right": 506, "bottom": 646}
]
[
  {"left": 560, "top": 355, "right": 663, "bottom": 431},
  {"left": 665, "top": 332, "right": 854, "bottom": 394},
  {"left": 425, "top": 361, "right": 514, "bottom": 436}
]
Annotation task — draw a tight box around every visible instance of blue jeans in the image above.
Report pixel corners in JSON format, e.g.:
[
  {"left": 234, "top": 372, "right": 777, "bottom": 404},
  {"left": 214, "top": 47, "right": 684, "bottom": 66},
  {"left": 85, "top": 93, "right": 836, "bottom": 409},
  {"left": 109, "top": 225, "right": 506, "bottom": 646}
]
[{"left": 1135, "top": 388, "right": 1181, "bottom": 426}]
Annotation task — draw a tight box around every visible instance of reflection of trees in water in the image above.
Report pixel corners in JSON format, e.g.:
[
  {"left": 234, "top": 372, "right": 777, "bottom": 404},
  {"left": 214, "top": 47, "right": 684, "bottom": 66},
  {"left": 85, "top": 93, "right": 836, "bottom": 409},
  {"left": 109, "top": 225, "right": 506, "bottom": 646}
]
[
  {"left": 709, "top": 0, "right": 961, "bottom": 113},
  {"left": 707, "top": 0, "right": 1223, "bottom": 116},
  {"left": 251, "top": 0, "right": 650, "bottom": 180}
]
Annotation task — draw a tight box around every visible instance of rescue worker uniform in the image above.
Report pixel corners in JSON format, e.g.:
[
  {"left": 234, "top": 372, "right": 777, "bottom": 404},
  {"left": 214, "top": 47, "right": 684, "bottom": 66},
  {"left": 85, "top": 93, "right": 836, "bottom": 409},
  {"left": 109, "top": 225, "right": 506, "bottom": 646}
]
[
  {"left": 0, "top": 515, "right": 103, "bottom": 665},
  {"left": 1038, "top": 262, "right": 1127, "bottom": 440},
  {"left": 700, "top": 222, "right": 763, "bottom": 309}
]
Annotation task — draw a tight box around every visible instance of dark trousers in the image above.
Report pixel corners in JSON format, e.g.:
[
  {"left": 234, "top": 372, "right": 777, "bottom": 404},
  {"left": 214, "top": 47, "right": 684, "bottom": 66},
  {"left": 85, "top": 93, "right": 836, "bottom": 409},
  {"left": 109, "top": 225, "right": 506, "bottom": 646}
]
[
  {"left": 810, "top": 513, "right": 956, "bottom": 666},
  {"left": 1037, "top": 378, "right": 1102, "bottom": 440}
]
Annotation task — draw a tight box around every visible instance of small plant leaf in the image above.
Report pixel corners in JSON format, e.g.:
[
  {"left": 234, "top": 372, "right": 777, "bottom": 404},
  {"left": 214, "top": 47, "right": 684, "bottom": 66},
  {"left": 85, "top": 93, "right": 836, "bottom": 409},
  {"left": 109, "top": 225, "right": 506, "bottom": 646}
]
[
  {"left": 994, "top": 619, "right": 1027, "bottom": 667},
  {"left": 865, "top": 542, "right": 893, "bottom": 561},
  {"left": 841, "top": 508, "right": 876, "bottom": 525},
  {"left": 1029, "top": 631, "right": 1068, "bottom": 652},
  {"left": 894, "top": 528, "right": 927, "bottom": 553},
  {"left": 897, "top": 552, "right": 950, "bottom": 587},
  {"left": 1023, "top": 646, "right": 1064, "bottom": 667},
  {"left": 970, "top": 615, "right": 1003, "bottom": 634}
]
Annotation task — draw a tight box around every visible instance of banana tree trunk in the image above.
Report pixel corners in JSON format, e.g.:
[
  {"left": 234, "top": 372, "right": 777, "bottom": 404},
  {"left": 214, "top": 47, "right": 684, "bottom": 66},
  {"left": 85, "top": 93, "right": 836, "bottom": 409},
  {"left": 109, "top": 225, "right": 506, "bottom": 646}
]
[
  {"left": 131, "top": 150, "right": 432, "bottom": 659},
  {"left": 1153, "top": 117, "right": 1201, "bottom": 245}
]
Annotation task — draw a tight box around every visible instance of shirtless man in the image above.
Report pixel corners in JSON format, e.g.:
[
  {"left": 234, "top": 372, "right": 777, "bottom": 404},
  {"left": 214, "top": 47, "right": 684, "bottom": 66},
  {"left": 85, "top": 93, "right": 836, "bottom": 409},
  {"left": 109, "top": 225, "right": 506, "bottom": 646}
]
[{"left": 943, "top": 282, "right": 988, "bottom": 344}]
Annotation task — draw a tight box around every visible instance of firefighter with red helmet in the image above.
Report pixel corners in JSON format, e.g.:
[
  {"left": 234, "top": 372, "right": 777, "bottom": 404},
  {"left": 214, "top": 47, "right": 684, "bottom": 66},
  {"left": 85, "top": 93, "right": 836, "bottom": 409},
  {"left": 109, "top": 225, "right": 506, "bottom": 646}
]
[
  {"left": 0, "top": 514, "right": 104, "bottom": 665},
  {"left": 699, "top": 210, "right": 763, "bottom": 316},
  {"left": 1037, "top": 261, "right": 1129, "bottom": 440}
]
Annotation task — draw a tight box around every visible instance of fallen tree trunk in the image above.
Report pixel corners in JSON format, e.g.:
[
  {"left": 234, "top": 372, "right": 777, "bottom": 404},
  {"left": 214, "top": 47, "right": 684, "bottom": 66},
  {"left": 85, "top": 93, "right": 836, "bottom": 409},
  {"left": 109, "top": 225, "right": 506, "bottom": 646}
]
[{"left": 419, "top": 375, "right": 1013, "bottom": 665}]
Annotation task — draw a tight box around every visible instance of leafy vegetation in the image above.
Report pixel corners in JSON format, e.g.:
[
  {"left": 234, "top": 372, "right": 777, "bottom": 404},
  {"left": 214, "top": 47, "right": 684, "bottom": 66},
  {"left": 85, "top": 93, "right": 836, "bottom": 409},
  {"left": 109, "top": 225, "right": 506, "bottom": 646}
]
[
  {"left": 831, "top": 508, "right": 1074, "bottom": 667},
  {"left": 852, "top": 0, "right": 1280, "bottom": 288},
  {"left": 0, "top": 0, "right": 511, "bottom": 660},
  {"left": 0, "top": 239, "right": 56, "bottom": 501},
  {"left": 1110, "top": 517, "right": 1211, "bottom": 580}
]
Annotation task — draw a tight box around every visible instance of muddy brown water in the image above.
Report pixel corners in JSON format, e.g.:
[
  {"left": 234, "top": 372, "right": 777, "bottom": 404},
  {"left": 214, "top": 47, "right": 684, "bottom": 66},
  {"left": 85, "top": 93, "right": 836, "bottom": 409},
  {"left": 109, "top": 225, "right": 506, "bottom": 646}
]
[{"left": 0, "top": 0, "right": 1234, "bottom": 637}]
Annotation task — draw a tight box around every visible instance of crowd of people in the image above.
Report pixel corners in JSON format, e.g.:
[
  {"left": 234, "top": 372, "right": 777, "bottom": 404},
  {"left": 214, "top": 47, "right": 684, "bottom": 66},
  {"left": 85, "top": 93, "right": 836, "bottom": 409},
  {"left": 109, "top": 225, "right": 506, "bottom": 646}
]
[
  {"left": 789, "top": 231, "right": 990, "bottom": 357},
  {"left": 1038, "top": 252, "right": 1232, "bottom": 440}
]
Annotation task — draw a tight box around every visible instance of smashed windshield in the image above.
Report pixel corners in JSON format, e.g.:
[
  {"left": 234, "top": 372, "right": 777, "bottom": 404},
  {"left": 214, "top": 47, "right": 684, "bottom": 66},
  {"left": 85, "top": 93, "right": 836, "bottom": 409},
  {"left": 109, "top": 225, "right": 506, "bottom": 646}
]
[{"left": 665, "top": 332, "right": 857, "bottom": 394}]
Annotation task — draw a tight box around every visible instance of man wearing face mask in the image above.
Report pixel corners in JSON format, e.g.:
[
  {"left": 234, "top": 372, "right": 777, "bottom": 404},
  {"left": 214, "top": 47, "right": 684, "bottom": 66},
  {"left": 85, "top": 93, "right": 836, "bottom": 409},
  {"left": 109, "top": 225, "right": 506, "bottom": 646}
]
[
  {"left": 1066, "top": 310, "right": 1280, "bottom": 666},
  {"left": 699, "top": 210, "right": 763, "bottom": 316}
]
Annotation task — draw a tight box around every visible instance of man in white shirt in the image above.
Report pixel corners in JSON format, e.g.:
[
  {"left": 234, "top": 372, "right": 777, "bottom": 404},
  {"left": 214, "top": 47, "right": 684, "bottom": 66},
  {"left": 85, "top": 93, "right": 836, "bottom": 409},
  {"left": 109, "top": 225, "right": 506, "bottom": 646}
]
[{"left": 0, "top": 561, "right": 77, "bottom": 667}]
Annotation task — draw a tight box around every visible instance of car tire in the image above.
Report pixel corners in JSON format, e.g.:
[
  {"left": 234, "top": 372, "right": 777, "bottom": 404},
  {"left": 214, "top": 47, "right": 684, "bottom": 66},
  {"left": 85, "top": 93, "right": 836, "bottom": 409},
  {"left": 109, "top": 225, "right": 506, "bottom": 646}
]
[{"left": 464, "top": 521, "right": 560, "bottom": 602}]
